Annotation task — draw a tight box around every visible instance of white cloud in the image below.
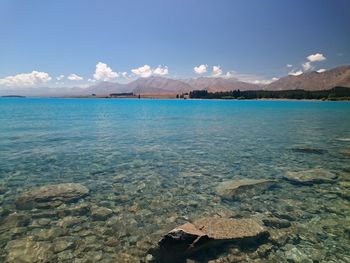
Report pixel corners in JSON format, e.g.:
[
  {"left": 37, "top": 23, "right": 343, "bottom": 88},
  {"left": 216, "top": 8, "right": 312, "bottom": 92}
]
[
  {"left": 93, "top": 62, "right": 118, "bottom": 81},
  {"left": 286, "top": 64, "right": 293, "bottom": 68},
  {"left": 317, "top": 68, "right": 326, "bottom": 73},
  {"left": 68, "top": 73, "right": 83, "bottom": 81},
  {"left": 131, "top": 65, "right": 153, "bottom": 78},
  {"left": 153, "top": 66, "right": 169, "bottom": 76},
  {"left": 307, "top": 53, "right": 326, "bottom": 62},
  {"left": 212, "top": 65, "right": 223, "bottom": 77},
  {"left": 121, "top": 72, "right": 128, "bottom": 77},
  {"left": 0, "top": 71, "right": 52, "bottom": 87},
  {"left": 272, "top": 77, "right": 279, "bottom": 81},
  {"left": 194, "top": 64, "right": 208, "bottom": 74},
  {"left": 302, "top": 62, "right": 313, "bottom": 71},
  {"left": 131, "top": 65, "right": 169, "bottom": 78},
  {"left": 56, "top": 74, "right": 64, "bottom": 81},
  {"left": 224, "top": 70, "right": 276, "bottom": 84},
  {"left": 288, "top": 70, "right": 303, "bottom": 76}
]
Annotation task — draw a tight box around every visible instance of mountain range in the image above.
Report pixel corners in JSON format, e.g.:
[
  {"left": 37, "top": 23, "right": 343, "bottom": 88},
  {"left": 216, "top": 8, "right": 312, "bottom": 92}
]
[{"left": 1, "top": 65, "right": 349, "bottom": 97}]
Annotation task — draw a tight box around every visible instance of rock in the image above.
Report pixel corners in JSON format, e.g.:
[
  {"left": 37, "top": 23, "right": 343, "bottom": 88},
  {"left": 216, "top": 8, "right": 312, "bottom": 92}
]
[
  {"left": 91, "top": 206, "right": 113, "bottom": 221},
  {"left": 0, "top": 184, "right": 6, "bottom": 194},
  {"left": 64, "top": 203, "right": 90, "bottom": 216},
  {"left": 5, "top": 237, "right": 53, "bottom": 263},
  {"left": 57, "top": 216, "right": 82, "bottom": 228},
  {"left": 262, "top": 218, "right": 291, "bottom": 229},
  {"left": 156, "top": 217, "right": 268, "bottom": 262},
  {"left": 16, "top": 183, "right": 89, "bottom": 210},
  {"left": 34, "top": 227, "right": 67, "bottom": 241},
  {"left": 283, "top": 169, "right": 337, "bottom": 185},
  {"left": 340, "top": 149, "right": 350, "bottom": 158},
  {"left": 291, "top": 146, "right": 326, "bottom": 154},
  {"left": 216, "top": 179, "right": 276, "bottom": 199},
  {"left": 53, "top": 237, "right": 75, "bottom": 253},
  {"left": 0, "top": 212, "right": 30, "bottom": 231}
]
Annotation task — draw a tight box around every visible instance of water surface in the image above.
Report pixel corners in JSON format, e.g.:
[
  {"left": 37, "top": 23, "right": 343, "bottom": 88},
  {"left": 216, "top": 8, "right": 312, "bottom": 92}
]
[{"left": 0, "top": 98, "right": 349, "bottom": 262}]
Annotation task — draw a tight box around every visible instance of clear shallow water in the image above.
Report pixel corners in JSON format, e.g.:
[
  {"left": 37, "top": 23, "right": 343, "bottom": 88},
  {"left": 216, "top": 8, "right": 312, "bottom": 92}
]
[{"left": 0, "top": 98, "right": 350, "bottom": 262}]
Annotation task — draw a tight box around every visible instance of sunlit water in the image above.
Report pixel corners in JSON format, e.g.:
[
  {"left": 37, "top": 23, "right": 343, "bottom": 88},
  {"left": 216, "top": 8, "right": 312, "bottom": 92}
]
[{"left": 0, "top": 98, "right": 349, "bottom": 262}]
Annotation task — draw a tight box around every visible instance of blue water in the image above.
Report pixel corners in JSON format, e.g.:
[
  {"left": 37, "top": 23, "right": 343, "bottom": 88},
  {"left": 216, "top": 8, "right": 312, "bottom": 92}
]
[{"left": 0, "top": 98, "right": 350, "bottom": 262}]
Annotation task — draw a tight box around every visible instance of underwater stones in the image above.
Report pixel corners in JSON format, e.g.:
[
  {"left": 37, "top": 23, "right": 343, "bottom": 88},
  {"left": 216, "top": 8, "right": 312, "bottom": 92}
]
[
  {"left": 53, "top": 237, "right": 76, "bottom": 253},
  {"left": 340, "top": 149, "right": 350, "bottom": 157},
  {"left": 16, "top": 183, "right": 89, "bottom": 210},
  {"left": 216, "top": 179, "right": 276, "bottom": 199},
  {"left": 0, "top": 184, "right": 7, "bottom": 194},
  {"left": 156, "top": 217, "right": 268, "bottom": 261},
  {"left": 57, "top": 216, "right": 82, "bottom": 228},
  {"left": 5, "top": 237, "right": 53, "bottom": 263},
  {"left": 262, "top": 218, "right": 291, "bottom": 229},
  {"left": 284, "top": 169, "right": 337, "bottom": 185},
  {"left": 291, "top": 146, "right": 327, "bottom": 155},
  {"left": 91, "top": 206, "right": 113, "bottom": 221},
  {"left": 0, "top": 212, "right": 30, "bottom": 230}
]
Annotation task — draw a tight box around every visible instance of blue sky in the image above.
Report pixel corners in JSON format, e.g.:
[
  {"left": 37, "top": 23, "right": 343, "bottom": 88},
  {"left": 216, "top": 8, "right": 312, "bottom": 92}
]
[{"left": 0, "top": 0, "right": 349, "bottom": 87}]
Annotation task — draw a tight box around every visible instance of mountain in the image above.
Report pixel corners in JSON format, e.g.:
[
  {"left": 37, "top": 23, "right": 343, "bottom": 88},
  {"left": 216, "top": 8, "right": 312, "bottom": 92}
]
[
  {"left": 183, "top": 77, "right": 260, "bottom": 92},
  {"left": 266, "top": 65, "right": 350, "bottom": 91},
  {"left": 84, "top": 81, "right": 130, "bottom": 95},
  {"left": 127, "top": 77, "right": 192, "bottom": 94}
]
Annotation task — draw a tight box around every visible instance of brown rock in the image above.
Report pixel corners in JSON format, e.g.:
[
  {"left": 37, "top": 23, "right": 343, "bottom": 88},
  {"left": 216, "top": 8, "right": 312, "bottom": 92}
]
[
  {"left": 156, "top": 217, "right": 268, "bottom": 262},
  {"left": 16, "top": 183, "right": 89, "bottom": 210},
  {"left": 216, "top": 179, "right": 276, "bottom": 199},
  {"left": 284, "top": 169, "right": 337, "bottom": 185}
]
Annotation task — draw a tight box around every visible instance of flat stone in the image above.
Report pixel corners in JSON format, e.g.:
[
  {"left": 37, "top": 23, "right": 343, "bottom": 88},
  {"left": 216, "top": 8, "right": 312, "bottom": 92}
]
[
  {"left": 5, "top": 237, "right": 53, "bottom": 263},
  {"left": 53, "top": 237, "right": 75, "bottom": 253},
  {"left": 216, "top": 179, "right": 276, "bottom": 199},
  {"left": 57, "top": 216, "right": 82, "bottom": 228},
  {"left": 340, "top": 149, "right": 350, "bottom": 157},
  {"left": 291, "top": 146, "right": 326, "bottom": 154},
  {"left": 262, "top": 218, "right": 291, "bottom": 229},
  {"left": 156, "top": 217, "right": 268, "bottom": 261},
  {"left": 0, "top": 212, "right": 30, "bottom": 231},
  {"left": 16, "top": 183, "right": 89, "bottom": 210},
  {"left": 91, "top": 206, "right": 113, "bottom": 221},
  {"left": 284, "top": 169, "right": 337, "bottom": 185}
]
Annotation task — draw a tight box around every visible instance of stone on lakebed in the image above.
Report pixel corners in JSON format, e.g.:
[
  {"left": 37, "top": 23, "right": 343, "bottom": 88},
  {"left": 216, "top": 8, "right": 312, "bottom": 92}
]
[
  {"left": 155, "top": 217, "right": 269, "bottom": 261},
  {"left": 216, "top": 179, "right": 276, "bottom": 199},
  {"left": 16, "top": 183, "right": 89, "bottom": 210},
  {"left": 283, "top": 168, "right": 337, "bottom": 185}
]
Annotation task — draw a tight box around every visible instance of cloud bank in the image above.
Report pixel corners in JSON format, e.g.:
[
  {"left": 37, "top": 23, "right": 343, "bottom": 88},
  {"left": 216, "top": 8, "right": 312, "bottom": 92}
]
[
  {"left": 131, "top": 65, "right": 169, "bottom": 78},
  {"left": 0, "top": 71, "right": 51, "bottom": 87}
]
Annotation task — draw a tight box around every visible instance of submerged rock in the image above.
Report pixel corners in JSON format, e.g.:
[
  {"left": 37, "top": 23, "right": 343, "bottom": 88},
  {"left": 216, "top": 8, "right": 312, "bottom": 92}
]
[
  {"left": 283, "top": 169, "right": 337, "bottom": 185},
  {"left": 91, "top": 206, "right": 113, "bottom": 221},
  {"left": 0, "top": 212, "right": 30, "bottom": 231},
  {"left": 5, "top": 237, "right": 53, "bottom": 263},
  {"left": 155, "top": 217, "right": 268, "bottom": 261},
  {"left": 16, "top": 183, "right": 89, "bottom": 210},
  {"left": 340, "top": 149, "right": 350, "bottom": 158},
  {"left": 262, "top": 218, "right": 291, "bottom": 229},
  {"left": 216, "top": 179, "right": 276, "bottom": 199},
  {"left": 291, "top": 146, "right": 327, "bottom": 155}
]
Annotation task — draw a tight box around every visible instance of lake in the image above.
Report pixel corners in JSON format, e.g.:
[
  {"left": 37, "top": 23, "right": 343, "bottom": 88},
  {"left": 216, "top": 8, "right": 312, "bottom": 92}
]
[{"left": 0, "top": 98, "right": 350, "bottom": 262}]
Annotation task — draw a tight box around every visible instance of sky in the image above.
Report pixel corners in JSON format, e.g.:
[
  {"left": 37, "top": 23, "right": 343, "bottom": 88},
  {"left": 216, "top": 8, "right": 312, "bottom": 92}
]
[{"left": 0, "top": 0, "right": 350, "bottom": 88}]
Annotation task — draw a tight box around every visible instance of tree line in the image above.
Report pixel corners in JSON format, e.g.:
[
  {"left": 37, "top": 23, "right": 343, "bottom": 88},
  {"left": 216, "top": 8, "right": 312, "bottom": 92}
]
[{"left": 189, "top": 86, "right": 350, "bottom": 100}]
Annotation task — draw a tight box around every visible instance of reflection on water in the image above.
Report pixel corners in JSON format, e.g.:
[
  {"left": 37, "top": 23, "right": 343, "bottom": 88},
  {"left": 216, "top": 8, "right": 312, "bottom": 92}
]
[{"left": 0, "top": 98, "right": 349, "bottom": 262}]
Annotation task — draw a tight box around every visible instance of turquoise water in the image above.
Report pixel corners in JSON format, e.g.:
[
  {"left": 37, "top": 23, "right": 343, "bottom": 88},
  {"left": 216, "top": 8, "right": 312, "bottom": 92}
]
[{"left": 0, "top": 98, "right": 350, "bottom": 262}]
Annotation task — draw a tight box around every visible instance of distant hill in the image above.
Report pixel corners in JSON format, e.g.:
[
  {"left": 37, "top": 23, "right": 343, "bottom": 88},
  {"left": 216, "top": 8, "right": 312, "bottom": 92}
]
[
  {"left": 127, "top": 77, "right": 192, "bottom": 94},
  {"left": 266, "top": 65, "right": 350, "bottom": 91},
  {"left": 183, "top": 77, "right": 260, "bottom": 92}
]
